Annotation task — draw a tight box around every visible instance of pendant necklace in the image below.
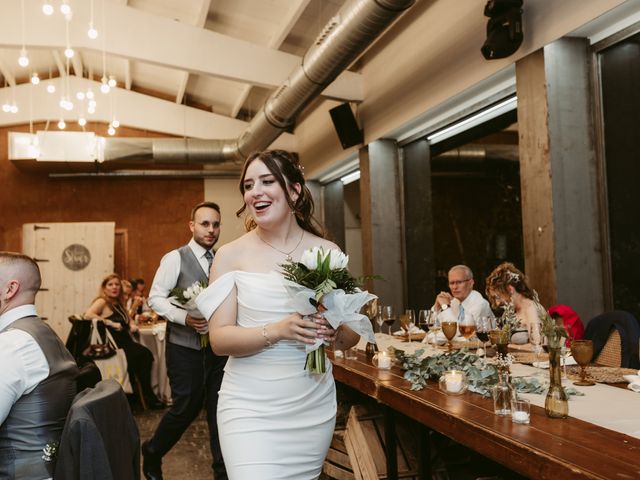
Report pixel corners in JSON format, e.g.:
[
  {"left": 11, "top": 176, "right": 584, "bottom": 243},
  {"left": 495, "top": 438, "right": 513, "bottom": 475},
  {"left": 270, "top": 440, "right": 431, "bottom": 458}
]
[{"left": 257, "top": 229, "right": 304, "bottom": 262}]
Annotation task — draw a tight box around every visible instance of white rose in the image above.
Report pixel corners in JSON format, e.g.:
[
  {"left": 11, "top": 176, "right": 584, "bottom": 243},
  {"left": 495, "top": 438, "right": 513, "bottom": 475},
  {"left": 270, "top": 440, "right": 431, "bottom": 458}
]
[
  {"left": 328, "top": 249, "right": 349, "bottom": 269},
  {"left": 184, "top": 286, "right": 194, "bottom": 299},
  {"left": 300, "top": 246, "right": 323, "bottom": 269}
]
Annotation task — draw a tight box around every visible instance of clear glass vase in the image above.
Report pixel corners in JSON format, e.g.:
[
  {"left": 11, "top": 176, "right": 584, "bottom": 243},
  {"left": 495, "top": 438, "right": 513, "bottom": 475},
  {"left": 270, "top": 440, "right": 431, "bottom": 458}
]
[
  {"left": 545, "top": 347, "right": 569, "bottom": 418},
  {"left": 492, "top": 368, "right": 514, "bottom": 416}
]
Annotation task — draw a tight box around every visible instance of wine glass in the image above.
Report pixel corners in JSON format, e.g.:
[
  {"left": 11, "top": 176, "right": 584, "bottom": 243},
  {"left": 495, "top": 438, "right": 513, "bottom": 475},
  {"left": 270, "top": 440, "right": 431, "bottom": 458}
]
[
  {"left": 441, "top": 321, "right": 458, "bottom": 352},
  {"left": 530, "top": 321, "right": 543, "bottom": 367},
  {"left": 382, "top": 306, "right": 396, "bottom": 335},
  {"left": 428, "top": 312, "right": 440, "bottom": 348},
  {"left": 459, "top": 313, "right": 476, "bottom": 342},
  {"left": 404, "top": 309, "right": 416, "bottom": 341},
  {"left": 418, "top": 309, "right": 431, "bottom": 333},
  {"left": 570, "top": 339, "right": 595, "bottom": 386},
  {"left": 475, "top": 316, "right": 492, "bottom": 358},
  {"left": 375, "top": 305, "right": 384, "bottom": 334}
]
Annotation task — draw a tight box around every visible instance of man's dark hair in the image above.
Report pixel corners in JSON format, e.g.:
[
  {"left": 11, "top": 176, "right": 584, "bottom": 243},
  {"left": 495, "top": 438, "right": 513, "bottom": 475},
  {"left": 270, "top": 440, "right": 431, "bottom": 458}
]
[{"left": 191, "top": 201, "right": 221, "bottom": 220}]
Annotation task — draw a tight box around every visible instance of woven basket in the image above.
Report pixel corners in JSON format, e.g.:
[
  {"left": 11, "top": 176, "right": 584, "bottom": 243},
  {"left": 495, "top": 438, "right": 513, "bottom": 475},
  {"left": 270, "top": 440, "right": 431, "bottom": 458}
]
[{"left": 594, "top": 329, "right": 622, "bottom": 368}]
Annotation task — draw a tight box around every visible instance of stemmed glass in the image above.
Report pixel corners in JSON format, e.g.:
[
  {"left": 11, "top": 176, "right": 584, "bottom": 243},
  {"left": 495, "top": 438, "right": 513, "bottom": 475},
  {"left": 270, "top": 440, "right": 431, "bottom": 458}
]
[
  {"left": 403, "top": 309, "right": 416, "bottom": 341},
  {"left": 530, "top": 321, "right": 543, "bottom": 367},
  {"left": 428, "top": 312, "right": 441, "bottom": 348},
  {"left": 459, "top": 313, "right": 476, "bottom": 342},
  {"left": 382, "top": 306, "right": 396, "bottom": 335},
  {"left": 375, "top": 306, "right": 384, "bottom": 334},
  {"left": 475, "top": 316, "right": 492, "bottom": 358},
  {"left": 571, "top": 339, "right": 595, "bottom": 386},
  {"left": 418, "top": 309, "right": 431, "bottom": 333},
  {"left": 442, "top": 320, "right": 458, "bottom": 352}
]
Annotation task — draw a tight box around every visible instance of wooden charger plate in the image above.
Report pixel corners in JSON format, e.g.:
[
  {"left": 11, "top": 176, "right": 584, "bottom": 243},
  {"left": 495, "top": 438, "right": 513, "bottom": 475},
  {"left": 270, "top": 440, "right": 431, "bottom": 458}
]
[{"left": 393, "top": 332, "right": 427, "bottom": 342}]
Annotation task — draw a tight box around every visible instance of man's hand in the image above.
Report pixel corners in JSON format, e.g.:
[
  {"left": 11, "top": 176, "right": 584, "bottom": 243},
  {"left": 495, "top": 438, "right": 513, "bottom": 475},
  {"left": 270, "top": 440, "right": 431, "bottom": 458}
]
[
  {"left": 433, "top": 292, "right": 453, "bottom": 311},
  {"left": 185, "top": 314, "right": 208, "bottom": 333}
]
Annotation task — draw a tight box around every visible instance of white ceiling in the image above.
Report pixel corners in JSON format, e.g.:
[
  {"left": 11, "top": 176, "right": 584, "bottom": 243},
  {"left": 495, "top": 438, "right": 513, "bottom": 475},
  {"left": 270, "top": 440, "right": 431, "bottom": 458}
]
[{"left": 0, "top": 0, "right": 350, "bottom": 135}]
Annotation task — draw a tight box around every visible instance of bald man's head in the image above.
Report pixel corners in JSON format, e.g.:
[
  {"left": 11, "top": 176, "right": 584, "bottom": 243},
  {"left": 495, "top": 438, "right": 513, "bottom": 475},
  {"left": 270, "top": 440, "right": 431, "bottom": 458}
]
[{"left": 0, "top": 252, "right": 41, "bottom": 313}]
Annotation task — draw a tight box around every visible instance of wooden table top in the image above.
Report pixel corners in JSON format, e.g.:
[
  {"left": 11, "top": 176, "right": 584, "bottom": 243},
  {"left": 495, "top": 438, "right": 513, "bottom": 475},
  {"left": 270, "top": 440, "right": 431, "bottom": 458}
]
[{"left": 329, "top": 350, "right": 640, "bottom": 480}]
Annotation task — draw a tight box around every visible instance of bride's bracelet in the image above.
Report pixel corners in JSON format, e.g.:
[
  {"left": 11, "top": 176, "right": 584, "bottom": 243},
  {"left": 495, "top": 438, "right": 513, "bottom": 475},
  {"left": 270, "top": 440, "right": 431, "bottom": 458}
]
[{"left": 262, "top": 324, "right": 273, "bottom": 348}]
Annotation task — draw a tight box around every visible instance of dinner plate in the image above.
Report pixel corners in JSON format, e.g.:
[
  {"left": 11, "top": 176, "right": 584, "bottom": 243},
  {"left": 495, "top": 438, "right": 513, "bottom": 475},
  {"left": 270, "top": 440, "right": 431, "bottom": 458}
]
[{"left": 622, "top": 374, "right": 640, "bottom": 383}]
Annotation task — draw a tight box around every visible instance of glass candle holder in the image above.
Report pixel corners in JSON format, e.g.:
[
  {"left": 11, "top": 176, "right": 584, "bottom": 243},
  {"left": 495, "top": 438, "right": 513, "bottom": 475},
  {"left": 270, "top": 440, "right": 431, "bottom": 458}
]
[
  {"left": 438, "top": 370, "right": 467, "bottom": 395},
  {"left": 376, "top": 351, "right": 392, "bottom": 369},
  {"left": 511, "top": 398, "right": 531, "bottom": 424}
]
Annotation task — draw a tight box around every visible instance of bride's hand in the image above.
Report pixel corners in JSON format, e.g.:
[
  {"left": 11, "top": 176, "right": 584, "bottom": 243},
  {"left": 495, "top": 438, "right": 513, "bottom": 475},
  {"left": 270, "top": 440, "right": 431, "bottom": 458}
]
[
  {"left": 311, "top": 314, "right": 336, "bottom": 343},
  {"left": 274, "top": 313, "right": 320, "bottom": 344}
]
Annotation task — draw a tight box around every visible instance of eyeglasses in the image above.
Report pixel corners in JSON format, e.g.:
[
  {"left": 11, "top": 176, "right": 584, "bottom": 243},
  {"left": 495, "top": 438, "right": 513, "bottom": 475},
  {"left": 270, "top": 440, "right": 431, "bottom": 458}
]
[
  {"left": 197, "top": 221, "right": 221, "bottom": 229},
  {"left": 448, "top": 279, "right": 471, "bottom": 287}
]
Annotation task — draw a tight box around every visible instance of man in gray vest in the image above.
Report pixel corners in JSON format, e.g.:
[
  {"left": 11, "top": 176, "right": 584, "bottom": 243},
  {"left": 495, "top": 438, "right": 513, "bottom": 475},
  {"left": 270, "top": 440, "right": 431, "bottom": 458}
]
[
  {"left": 0, "top": 252, "right": 78, "bottom": 479},
  {"left": 144, "top": 202, "right": 227, "bottom": 480}
]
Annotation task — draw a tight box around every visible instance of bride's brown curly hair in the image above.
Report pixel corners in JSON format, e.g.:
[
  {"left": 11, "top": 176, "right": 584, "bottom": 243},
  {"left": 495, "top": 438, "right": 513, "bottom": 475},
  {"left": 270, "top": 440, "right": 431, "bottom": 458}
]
[
  {"left": 485, "top": 262, "right": 534, "bottom": 308},
  {"left": 236, "top": 150, "right": 325, "bottom": 238}
]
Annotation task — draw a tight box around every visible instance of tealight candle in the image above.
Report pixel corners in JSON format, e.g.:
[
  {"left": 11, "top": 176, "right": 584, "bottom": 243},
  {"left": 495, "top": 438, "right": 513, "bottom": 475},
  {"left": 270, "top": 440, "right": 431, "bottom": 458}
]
[
  {"left": 378, "top": 351, "right": 391, "bottom": 369},
  {"left": 511, "top": 398, "right": 531, "bottom": 424},
  {"left": 445, "top": 371, "right": 463, "bottom": 393}
]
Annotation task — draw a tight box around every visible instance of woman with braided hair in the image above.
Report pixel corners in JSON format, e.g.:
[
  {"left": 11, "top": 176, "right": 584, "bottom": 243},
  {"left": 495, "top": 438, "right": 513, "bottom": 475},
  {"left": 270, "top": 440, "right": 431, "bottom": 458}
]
[{"left": 485, "top": 262, "right": 543, "bottom": 351}]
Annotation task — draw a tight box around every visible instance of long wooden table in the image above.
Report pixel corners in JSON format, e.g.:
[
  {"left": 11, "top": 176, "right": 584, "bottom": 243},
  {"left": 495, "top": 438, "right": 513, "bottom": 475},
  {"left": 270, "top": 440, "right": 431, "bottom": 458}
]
[{"left": 329, "top": 350, "right": 640, "bottom": 480}]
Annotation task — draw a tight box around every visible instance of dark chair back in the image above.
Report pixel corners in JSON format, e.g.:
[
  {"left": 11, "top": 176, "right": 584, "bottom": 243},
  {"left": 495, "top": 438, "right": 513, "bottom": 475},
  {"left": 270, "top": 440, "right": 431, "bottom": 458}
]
[
  {"left": 584, "top": 311, "right": 640, "bottom": 369},
  {"left": 75, "top": 361, "right": 102, "bottom": 392},
  {"left": 54, "top": 379, "right": 140, "bottom": 480}
]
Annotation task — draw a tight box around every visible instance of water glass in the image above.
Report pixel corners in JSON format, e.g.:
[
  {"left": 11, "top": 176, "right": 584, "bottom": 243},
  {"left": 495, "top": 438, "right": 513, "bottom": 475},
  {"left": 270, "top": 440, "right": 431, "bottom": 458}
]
[{"left": 511, "top": 398, "right": 531, "bottom": 424}]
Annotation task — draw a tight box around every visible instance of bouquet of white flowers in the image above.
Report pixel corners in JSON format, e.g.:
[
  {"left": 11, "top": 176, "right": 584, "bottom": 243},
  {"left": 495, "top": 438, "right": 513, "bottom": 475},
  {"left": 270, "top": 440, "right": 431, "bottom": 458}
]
[
  {"left": 170, "top": 280, "right": 209, "bottom": 348},
  {"left": 281, "top": 246, "right": 377, "bottom": 374}
]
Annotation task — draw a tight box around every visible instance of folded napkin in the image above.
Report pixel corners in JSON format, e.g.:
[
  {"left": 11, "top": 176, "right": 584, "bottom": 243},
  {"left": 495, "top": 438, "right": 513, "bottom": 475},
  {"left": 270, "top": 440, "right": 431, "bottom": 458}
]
[
  {"left": 152, "top": 322, "right": 166, "bottom": 341},
  {"left": 532, "top": 355, "right": 577, "bottom": 369},
  {"left": 628, "top": 382, "right": 640, "bottom": 393},
  {"left": 393, "top": 325, "right": 424, "bottom": 335}
]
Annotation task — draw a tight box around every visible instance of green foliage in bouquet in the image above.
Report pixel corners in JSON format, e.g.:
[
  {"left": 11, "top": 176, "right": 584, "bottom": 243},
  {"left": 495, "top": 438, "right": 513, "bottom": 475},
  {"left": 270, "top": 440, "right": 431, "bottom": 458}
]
[{"left": 169, "top": 280, "right": 208, "bottom": 304}]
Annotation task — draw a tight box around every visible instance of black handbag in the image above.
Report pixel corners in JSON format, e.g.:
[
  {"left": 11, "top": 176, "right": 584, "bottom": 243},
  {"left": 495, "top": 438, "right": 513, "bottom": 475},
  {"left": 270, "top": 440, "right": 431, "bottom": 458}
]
[{"left": 82, "top": 319, "right": 117, "bottom": 359}]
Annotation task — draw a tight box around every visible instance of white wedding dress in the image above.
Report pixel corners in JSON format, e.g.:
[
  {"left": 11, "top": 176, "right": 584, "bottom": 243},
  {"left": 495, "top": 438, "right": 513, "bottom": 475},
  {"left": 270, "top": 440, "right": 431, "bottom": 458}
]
[{"left": 197, "top": 270, "right": 336, "bottom": 479}]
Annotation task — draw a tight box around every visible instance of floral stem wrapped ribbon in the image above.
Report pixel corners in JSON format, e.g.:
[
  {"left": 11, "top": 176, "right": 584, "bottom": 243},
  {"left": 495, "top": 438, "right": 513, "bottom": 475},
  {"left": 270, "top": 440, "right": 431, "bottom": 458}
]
[
  {"left": 281, "top": 246, "right": 378, "bottom": 374},
  {"left": 170, "top": 280, "right": 209, "bottom": 348}
]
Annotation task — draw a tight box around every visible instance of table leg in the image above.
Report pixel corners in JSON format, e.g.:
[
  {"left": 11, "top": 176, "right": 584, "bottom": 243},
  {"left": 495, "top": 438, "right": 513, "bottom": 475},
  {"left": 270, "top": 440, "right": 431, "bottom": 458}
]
[
  {"left": 417, "top": 424, "right": 431, "bottom": 479},
  {"left": 384, "top": 405, "right": 398, "bottom": 480}
]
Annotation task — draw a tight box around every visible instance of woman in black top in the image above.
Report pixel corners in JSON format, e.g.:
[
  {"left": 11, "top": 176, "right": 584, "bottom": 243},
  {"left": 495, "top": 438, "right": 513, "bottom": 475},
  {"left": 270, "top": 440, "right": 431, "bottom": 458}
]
[{"left": 85, "top": 273, "right": 164, "bottom": 409}]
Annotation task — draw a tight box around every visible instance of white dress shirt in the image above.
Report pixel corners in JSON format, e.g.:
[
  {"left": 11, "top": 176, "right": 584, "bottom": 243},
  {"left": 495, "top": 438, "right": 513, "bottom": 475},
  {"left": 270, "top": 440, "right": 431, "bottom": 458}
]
[
  {"left": 451, "top": 290, "right": 495, "bottom": 322},
  {"left": 148, "top": 238, "right": 213, "bottom": 325},
  {"left": 0, "top": 304, "right": 49, "bottom": 424}
]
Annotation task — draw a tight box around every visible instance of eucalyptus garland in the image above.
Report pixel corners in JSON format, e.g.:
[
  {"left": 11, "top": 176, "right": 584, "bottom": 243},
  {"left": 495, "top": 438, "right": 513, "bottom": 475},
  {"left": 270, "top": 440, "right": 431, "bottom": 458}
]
[{"left": 393, "top": 348, "right": 584, "bottom": 398}]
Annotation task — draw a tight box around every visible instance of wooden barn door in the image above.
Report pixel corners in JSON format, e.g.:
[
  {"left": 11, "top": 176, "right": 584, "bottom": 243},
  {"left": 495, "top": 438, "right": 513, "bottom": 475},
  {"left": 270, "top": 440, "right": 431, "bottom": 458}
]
[{"left": 22, "top": 222, "right": 115, "bottom": 341}]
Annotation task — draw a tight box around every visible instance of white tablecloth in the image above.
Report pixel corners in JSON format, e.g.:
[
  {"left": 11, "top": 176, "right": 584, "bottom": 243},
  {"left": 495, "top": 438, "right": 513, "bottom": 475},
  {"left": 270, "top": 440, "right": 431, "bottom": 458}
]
[
  {"left": 138, "top": 323, "right": 171, "bottom": 403},
  {"left": 357, "top": 333, "right": 640, "bottom": 439}
]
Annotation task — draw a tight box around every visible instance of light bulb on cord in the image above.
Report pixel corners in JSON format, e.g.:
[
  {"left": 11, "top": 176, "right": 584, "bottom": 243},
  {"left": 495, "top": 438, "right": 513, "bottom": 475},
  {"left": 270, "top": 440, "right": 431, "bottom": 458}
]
[
  {"left": 64, "top": 48, "right": 74, "bottom": 59},
  {"left": 76, "top": 91, "right": 85, "bottom": 101},
  {"left": 31, "top": 73, "right": 40, "bottom": 85},
  {"left": 42, "top": 2, "right": 54, "bottom": 15},
  {"left": 86, "top": 90, "right": 94, "bottom": 99},
  {"left": 58, "top": 119, "right": 66, "bottom": 130},
  {"left": 111, "top": 119, "right": 120, "bottom": 128},
  {"left": 60, "top": 2, "right": 71, "bottom": 16},
  {"left": 107, "top": 126, "right": 116, "bottom": 136},
  {"left": 2, "top": 103, "right": 11, "bottom": 113},
  {"left": 47, "top": 83, "right": 56, "bottom": 94},
  {"left": 10, "top": 103, "right": 18, "bottom": 114},
  {"left": 88, "top": 23, "right": 98, "bottom": 40},
  {"left": 18, "top": 48, "right": 29, "bottom": 68},
  {"left": 100, "top": 77, "right": 110, "bottom": 94},
  {"left": 88, "top": 99, "right": 97, "bottom": 109},
  {"left": 78, "top": 117, "right": 87, "bottom": 127},
  {"left": 108, "top": 76, "right": 117, "bottom": 88},
  {"left": 87, "top": 105, "right": 96, "bottom": 114}
]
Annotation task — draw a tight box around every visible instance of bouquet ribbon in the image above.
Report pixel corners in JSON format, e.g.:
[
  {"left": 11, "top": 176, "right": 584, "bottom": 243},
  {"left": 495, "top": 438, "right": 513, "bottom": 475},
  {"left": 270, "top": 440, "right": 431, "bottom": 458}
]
[{"left": 282, "top": 278, "right": 377, "bottom": 353}]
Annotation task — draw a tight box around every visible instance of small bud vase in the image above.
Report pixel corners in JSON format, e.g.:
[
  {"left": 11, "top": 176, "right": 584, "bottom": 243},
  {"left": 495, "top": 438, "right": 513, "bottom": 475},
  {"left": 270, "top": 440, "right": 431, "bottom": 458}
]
[{"left": 545, "top": 347, "right": 569, "bottom": 418}]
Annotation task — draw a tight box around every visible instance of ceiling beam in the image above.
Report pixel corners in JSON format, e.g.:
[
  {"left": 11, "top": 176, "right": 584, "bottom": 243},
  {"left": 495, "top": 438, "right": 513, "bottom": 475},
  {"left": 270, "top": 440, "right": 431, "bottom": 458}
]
[
  {"left": 230, "top": 0, "right": 310, "bottom": 118},
  {"left": 0, "top": 77, "right": 296, "bottom": 151},
  {"left": 51, "top": 50, "right": 66, "bottom": 77},
  {"left": 0, "top": 0, "right": 362, "bottom": 101},
  {"left": 71, "top": 51, "right": 84, "bottom": 78},
  {"left": 124, "top": 59, "right": 131, "bottom": 90},
  {"left": 176, "top": 0, "right": 213, "bottom": 105},
  {"left": 0, "top": 57, "right": 16, "bottom": 87}
]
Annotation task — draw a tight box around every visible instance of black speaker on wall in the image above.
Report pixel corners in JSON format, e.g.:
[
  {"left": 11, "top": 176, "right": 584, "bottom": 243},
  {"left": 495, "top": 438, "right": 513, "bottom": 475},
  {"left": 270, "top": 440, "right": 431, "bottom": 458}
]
[{"left": 329, "top": 103, "right": 363, "bottom": 149}]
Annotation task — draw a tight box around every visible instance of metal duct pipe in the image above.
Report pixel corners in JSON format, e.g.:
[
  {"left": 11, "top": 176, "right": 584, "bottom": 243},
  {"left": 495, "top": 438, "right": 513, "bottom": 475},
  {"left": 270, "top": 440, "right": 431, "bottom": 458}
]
[{"left": 104, "top": 0, "right": 416, "bottom": 167}]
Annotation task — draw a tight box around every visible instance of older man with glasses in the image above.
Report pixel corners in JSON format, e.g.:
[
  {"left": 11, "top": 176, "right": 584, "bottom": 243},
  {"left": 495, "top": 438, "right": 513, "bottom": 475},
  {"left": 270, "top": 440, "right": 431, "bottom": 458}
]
[{"left": 432, "top": 265, "right": 494, "bottom": 322}]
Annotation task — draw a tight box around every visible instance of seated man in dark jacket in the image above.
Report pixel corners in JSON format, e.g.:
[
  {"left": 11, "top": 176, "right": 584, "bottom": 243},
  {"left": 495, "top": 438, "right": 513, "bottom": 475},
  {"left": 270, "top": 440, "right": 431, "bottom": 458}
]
[{"left": 0, "top": 252, "right": 78, "bottom": 479}]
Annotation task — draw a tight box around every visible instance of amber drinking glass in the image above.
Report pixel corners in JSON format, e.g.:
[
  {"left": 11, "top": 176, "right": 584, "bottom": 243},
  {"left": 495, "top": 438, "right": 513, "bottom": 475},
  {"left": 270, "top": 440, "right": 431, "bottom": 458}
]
[
  {"left": 442, "top": 321, "right": 458, "bottom": 352},
  {"left": 570, "top": 339, "right": 595, "bottom": 386}
]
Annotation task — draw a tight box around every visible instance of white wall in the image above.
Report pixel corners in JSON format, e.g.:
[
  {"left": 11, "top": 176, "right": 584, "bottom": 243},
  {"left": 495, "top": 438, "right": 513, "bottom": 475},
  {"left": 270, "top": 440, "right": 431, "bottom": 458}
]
[{"left": 204, "top": 178, "right": 246, "bottom": 248}]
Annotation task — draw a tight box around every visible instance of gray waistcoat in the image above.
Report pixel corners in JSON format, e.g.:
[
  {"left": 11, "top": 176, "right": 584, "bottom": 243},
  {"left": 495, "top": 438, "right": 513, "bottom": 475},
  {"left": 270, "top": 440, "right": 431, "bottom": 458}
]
[
  {"left": 0, "top": 316, "right": 79, "bottom": 480},
  {"left": 166, "top": 245, "right": 210, "bottom": 350}
]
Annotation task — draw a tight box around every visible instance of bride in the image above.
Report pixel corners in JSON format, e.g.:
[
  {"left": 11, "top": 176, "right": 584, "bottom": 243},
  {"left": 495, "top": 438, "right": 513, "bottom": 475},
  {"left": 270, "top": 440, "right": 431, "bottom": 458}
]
[{"left": 197, "top": 150, "right": 359, "bottom": 479}]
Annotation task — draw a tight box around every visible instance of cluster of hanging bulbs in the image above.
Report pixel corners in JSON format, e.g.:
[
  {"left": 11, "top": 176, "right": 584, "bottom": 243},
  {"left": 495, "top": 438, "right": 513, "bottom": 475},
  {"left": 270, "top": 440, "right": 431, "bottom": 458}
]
[{"left": 4, "top": 1, "right": 119, "bottom": 135}]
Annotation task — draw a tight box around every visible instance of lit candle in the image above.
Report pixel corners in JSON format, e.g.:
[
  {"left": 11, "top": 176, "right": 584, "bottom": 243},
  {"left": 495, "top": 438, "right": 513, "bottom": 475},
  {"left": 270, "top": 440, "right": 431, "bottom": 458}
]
[
  {"left": 512, "top": 411, "right": 530, "bottom": 423},
  {"left": 445, "top": 371, "right": 463, "bottom": 393},
  {"left": 378, "top": 351, "right": 391, "bottom": 369}
]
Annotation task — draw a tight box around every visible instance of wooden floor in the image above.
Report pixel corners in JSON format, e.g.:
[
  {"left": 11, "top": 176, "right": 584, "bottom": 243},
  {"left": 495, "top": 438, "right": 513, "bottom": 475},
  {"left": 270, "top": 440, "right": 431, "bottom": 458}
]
[{"left": 135, "top": 406, "right": 214, "bottom": 479}]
